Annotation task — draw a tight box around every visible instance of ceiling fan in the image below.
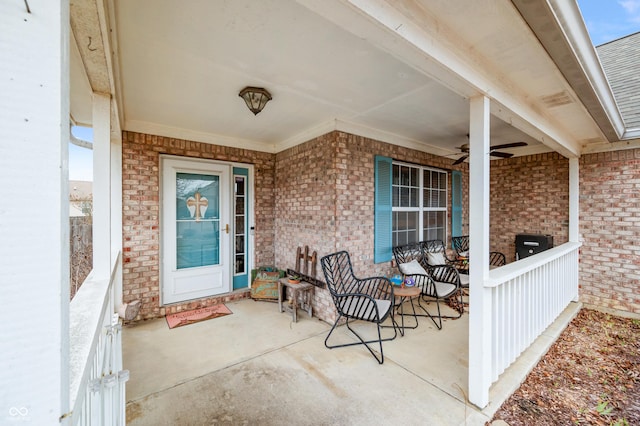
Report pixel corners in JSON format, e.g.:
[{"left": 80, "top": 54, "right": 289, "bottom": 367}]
[{"left": 451, "top": 141, "right": 528, "bottom": 165}]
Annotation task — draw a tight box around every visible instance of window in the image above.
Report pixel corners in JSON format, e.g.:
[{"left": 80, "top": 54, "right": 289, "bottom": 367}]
[
  {"left": 392, "top": 163, "right": 447, "bottom": 246},
  {"left": 234, "top": 175, "right": 246, "bottom": 275},
  {"left": 375, "top": 156, "right": 448, "bottom": 263}
]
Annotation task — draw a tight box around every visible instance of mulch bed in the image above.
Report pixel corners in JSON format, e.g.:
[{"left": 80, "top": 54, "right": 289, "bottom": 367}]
[{"left": 490, "top": 309, "right": 640, "bottom": 426}]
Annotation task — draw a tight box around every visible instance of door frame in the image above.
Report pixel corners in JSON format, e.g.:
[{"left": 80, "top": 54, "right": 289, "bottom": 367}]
[
  {"left": 159, "top": 155, "right": 254, "bottom": 305},
  {"left": 232, "top": 165, "right": 254, "bottom": 290}
]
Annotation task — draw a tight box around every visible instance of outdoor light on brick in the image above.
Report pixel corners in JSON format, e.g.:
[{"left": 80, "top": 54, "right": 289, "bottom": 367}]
[{"left": 239, "top": 86, "right": 272, "bottom": 115}]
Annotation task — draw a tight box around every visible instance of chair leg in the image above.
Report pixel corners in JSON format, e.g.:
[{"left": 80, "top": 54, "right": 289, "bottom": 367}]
[
  {"left": 324, "top": 315, "right": 397, "bottom": 364},
  {"left": 417, "top": 292, "right": 463, "bottom": 330},
  {"left": 416, "top": 297, "right": 443, "bottom": 330}
]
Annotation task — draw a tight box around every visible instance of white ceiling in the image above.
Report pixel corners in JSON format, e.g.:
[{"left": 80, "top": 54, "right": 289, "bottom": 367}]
[{"left": 70, "top": 0, "right": 608, "bottom": 158}]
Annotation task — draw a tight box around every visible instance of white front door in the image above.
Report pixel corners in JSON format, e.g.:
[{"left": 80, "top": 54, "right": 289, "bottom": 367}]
[{"left": 161, "top": 156, "right": 232, "bottom": 304}]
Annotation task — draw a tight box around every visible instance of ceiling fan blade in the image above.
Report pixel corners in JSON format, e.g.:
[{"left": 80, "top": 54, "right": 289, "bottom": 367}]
[
  {"left": 489, "top": 151, "right": 514, "bottom": 158},
  {"left": 452, "top": 155, "right": 468, "bottom": 165},
  {"left": 490, "top": 141, "right": 528, "bottom": 150}
]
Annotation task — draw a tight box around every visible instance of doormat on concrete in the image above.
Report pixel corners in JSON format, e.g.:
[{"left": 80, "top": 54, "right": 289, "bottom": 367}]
[{"left": 165, "top": 304, "right": 232, "bottom": 329}]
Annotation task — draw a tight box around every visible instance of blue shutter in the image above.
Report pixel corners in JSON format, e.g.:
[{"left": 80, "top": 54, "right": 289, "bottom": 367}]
[
  {"left": 451, "top": 170, "right": 462, "bottom": 238},
  {"left": 374, "top": 155, "right": 393, "bottom": 263}
]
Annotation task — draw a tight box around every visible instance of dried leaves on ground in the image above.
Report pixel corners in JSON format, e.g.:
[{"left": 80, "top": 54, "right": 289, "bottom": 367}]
[{"left": 490, "top": 309, "right": 640, "bottom": 426}]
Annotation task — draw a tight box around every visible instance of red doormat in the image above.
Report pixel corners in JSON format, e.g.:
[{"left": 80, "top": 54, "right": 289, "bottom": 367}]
[{"left": 165, "top": 304, "right": 232, "bottom": 329}]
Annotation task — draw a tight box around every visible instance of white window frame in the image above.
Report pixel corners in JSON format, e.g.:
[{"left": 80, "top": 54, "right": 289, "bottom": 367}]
[{"left": 392, "top": 161, "right": 448, "bottom": 246}]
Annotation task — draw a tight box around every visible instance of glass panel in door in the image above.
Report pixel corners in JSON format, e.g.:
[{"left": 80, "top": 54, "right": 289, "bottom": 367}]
[{"left": 176, "top": 173, "right": 220, "bottom": 269}]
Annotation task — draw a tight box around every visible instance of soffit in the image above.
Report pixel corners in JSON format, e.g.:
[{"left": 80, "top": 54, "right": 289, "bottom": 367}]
[
  {"left": 406, "top": 0, "right": 607, "bottom": 150},
  {"left": 99, "top": 0, "right": 606, "bottom": 157}
]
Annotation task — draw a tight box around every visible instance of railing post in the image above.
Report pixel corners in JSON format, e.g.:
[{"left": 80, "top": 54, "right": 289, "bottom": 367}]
[{"left": 69, "top": 253, "right": 128, "bottom": 426}]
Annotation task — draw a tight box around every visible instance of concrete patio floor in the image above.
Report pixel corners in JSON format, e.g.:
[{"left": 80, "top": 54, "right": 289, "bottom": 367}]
[{"left": 123, "top": 298, "right": 581, "bottom": 425}]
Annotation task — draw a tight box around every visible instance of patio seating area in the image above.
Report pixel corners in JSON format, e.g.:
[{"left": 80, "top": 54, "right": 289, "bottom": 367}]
[{"left": 123, "top": 297, "right": 581, "bottom": 425}]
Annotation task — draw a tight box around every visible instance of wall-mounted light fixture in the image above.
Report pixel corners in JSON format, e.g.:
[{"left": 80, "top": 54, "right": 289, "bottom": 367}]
[{"left": 238, "top": 86, "right": 272, "bottom": 115}]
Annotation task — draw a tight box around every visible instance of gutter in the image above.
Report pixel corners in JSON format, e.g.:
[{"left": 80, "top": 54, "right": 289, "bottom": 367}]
[{"left": 70, "top": 123, "right": 93, "bottom": 150}]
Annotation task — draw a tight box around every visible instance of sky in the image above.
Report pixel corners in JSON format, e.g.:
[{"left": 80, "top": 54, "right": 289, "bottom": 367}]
[
  {"left": 69, "top": 126, "right": 93, "bottom": 181},
  {"left": 68, "top": 1, "right": 640, "bottom": 182},
  {"left": 577, "top": 0, "right": 640, "bottom": 45}
]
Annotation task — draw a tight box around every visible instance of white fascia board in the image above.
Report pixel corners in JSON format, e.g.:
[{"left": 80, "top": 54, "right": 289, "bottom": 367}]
[{"left": 548, "top": 0, "right": 626, "bottom": 140}]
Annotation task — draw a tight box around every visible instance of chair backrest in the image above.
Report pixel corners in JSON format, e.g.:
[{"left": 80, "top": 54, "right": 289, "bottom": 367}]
[
  {"left": 419, "top": 239, "right": 450, "bottom": 266},
  {"left": 451, "top": 236, "right": 469, "bottom": 256},
  {"left": 392, "top": 243, "right": 426, "bottom": 269},
  {"left": 320, "top": 251, "right": 358, "bottom": 299},
  {"left": 490, "top": 251, "right": 506, "bottom": 267},
  {"left": 421, "top": 239, "right": 447, "bottom": 254}
]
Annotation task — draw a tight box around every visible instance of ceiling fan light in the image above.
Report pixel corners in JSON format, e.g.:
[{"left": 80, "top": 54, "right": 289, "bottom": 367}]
[{"left": 239, "top": 87, "right": 272, "bottom": 115}]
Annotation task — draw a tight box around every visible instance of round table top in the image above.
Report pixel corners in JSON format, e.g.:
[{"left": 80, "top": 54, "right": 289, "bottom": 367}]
[{"left": 391, "top": 285, "right": 420, "bottom": 297}]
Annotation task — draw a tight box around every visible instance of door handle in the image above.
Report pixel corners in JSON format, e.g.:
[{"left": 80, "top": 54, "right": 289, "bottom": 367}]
[{"left": 224, "top": 224, "right": 229, "bottom": 234}]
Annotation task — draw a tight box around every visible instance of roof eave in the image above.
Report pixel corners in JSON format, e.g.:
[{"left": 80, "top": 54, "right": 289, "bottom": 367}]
[{"left": 512, "top": 0, "right": 626, "bottom": 144}]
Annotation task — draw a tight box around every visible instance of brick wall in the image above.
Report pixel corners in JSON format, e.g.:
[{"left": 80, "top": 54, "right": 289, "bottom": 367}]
[
  {"left": 274, "top": 133, "right": 338, "bottom": 321},
  {"left": 274, "top": 131, "right": 467, "bottom": 322},
  {"left": 124, "top": 130, "right": 640, "bottom": 320},
  {"left": 579, "top": 149, "right": 640, "bottom": 314},
  {"left": 122, "top": 131, "right": 275, "bottom": 319},
  {"left": 489, "top": 152, "right": 570, "bottom": 261}
]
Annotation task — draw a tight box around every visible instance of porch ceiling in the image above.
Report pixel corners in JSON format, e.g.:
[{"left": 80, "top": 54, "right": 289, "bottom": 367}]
[{"left": 71, "top": 0, "right": 609, "bottom": 157}]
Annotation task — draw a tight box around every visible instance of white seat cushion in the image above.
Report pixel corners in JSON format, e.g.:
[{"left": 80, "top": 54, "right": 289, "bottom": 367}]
[
  {"left": 459, "top": 274, "right": 470, "bottom": 286},
  {"left": 340, "top": 297, "right": 391, "bottom": 321},
  {"left": 398, "top": 259, "right": 428, "bottom": 276},
  {"left": 432, "top": 281, "right": 458, "bottom": 298},
  {"left": 426, "top": 251, "right": 446, "bottom": 266}
]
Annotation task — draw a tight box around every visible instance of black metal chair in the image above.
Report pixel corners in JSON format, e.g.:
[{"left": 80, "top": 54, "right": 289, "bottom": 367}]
[
  {"left": 451, "top": 235, "right": 507, "bottom": 275},
  {"left": 320, "top": 251, "right": 396, "bottom": 364},
  {"left": 421, "top": 239, "right": 464, "bottom": 268},
  {"left": 393, "top": 244, "right": 464, "bottom": 329},
  {"left": 451, "top": 235, "right": 470, "bottom": 259},
  {"left": 490, "top": 251, "right": 507, "bottom": 268},
  {"left": 421, "top": 239, "right": 469, "bottom": 287}
]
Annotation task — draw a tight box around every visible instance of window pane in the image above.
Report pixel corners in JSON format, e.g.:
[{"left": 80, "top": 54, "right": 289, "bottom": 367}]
[
  {"left": 410, "top": 188, "right": 419, "bottom": 207},
  {"left": 235, "top": 235, "right": 245, "bottom": 253},
  {"left": 393, "top": 165, "right": 447, "bottom": 245},
  {"left": 235, "top": 177, "right": 245, "bottom": 196},
  {"left": 392, "top": 211, "right": 418, "bottom": 246},
  {"left": 400, "top": 166, "right": 410, "bottom": 186},
  {"left": 400, "top": 187, "right": 410, "bottom": 206},
  {"left": 235, "top": 215, "right": 245, "bottom": 234},
  {"left": 393, "top": 164, "right": 400, "bottom": 185},
  {"left": 235, "top": 255, "right": 245, "bottom": 274}
]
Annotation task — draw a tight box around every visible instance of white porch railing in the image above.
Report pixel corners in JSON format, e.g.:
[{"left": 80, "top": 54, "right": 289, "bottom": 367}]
[
  {"left": 68, "top": 251, "right": 128, "bottom": 425},
  {"left": 485, "top": 242, "right": 581, "bottom": 382}
]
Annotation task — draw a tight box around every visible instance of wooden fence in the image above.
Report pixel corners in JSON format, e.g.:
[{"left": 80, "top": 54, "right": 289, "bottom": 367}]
[{"left": 70, "top": 217, "right": 93, "bottom": 300}]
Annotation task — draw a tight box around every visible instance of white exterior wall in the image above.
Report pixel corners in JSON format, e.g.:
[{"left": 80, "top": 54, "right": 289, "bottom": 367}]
[{"left": 0, "top": 2, "right": 70, "bottom": 424}]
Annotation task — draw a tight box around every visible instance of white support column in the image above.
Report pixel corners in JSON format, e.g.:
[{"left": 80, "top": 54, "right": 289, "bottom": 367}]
[
  {"left": 92, "top": 93, "right": 111, "bottom": 279},
  {"left": 0, "top": 2, "right": 70, "bottom": 424},
  {"left": 569, "top": 157, "right": 579, "bottom": 243},
  {"left": 111, "top": 134, "right": 123, "bottom": 308},
  {"left": 569, "top": 157, "right": 580, "bottom": 302},
  {"left": 468, "top": 95, "right": 492, "bottom": 408}
]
